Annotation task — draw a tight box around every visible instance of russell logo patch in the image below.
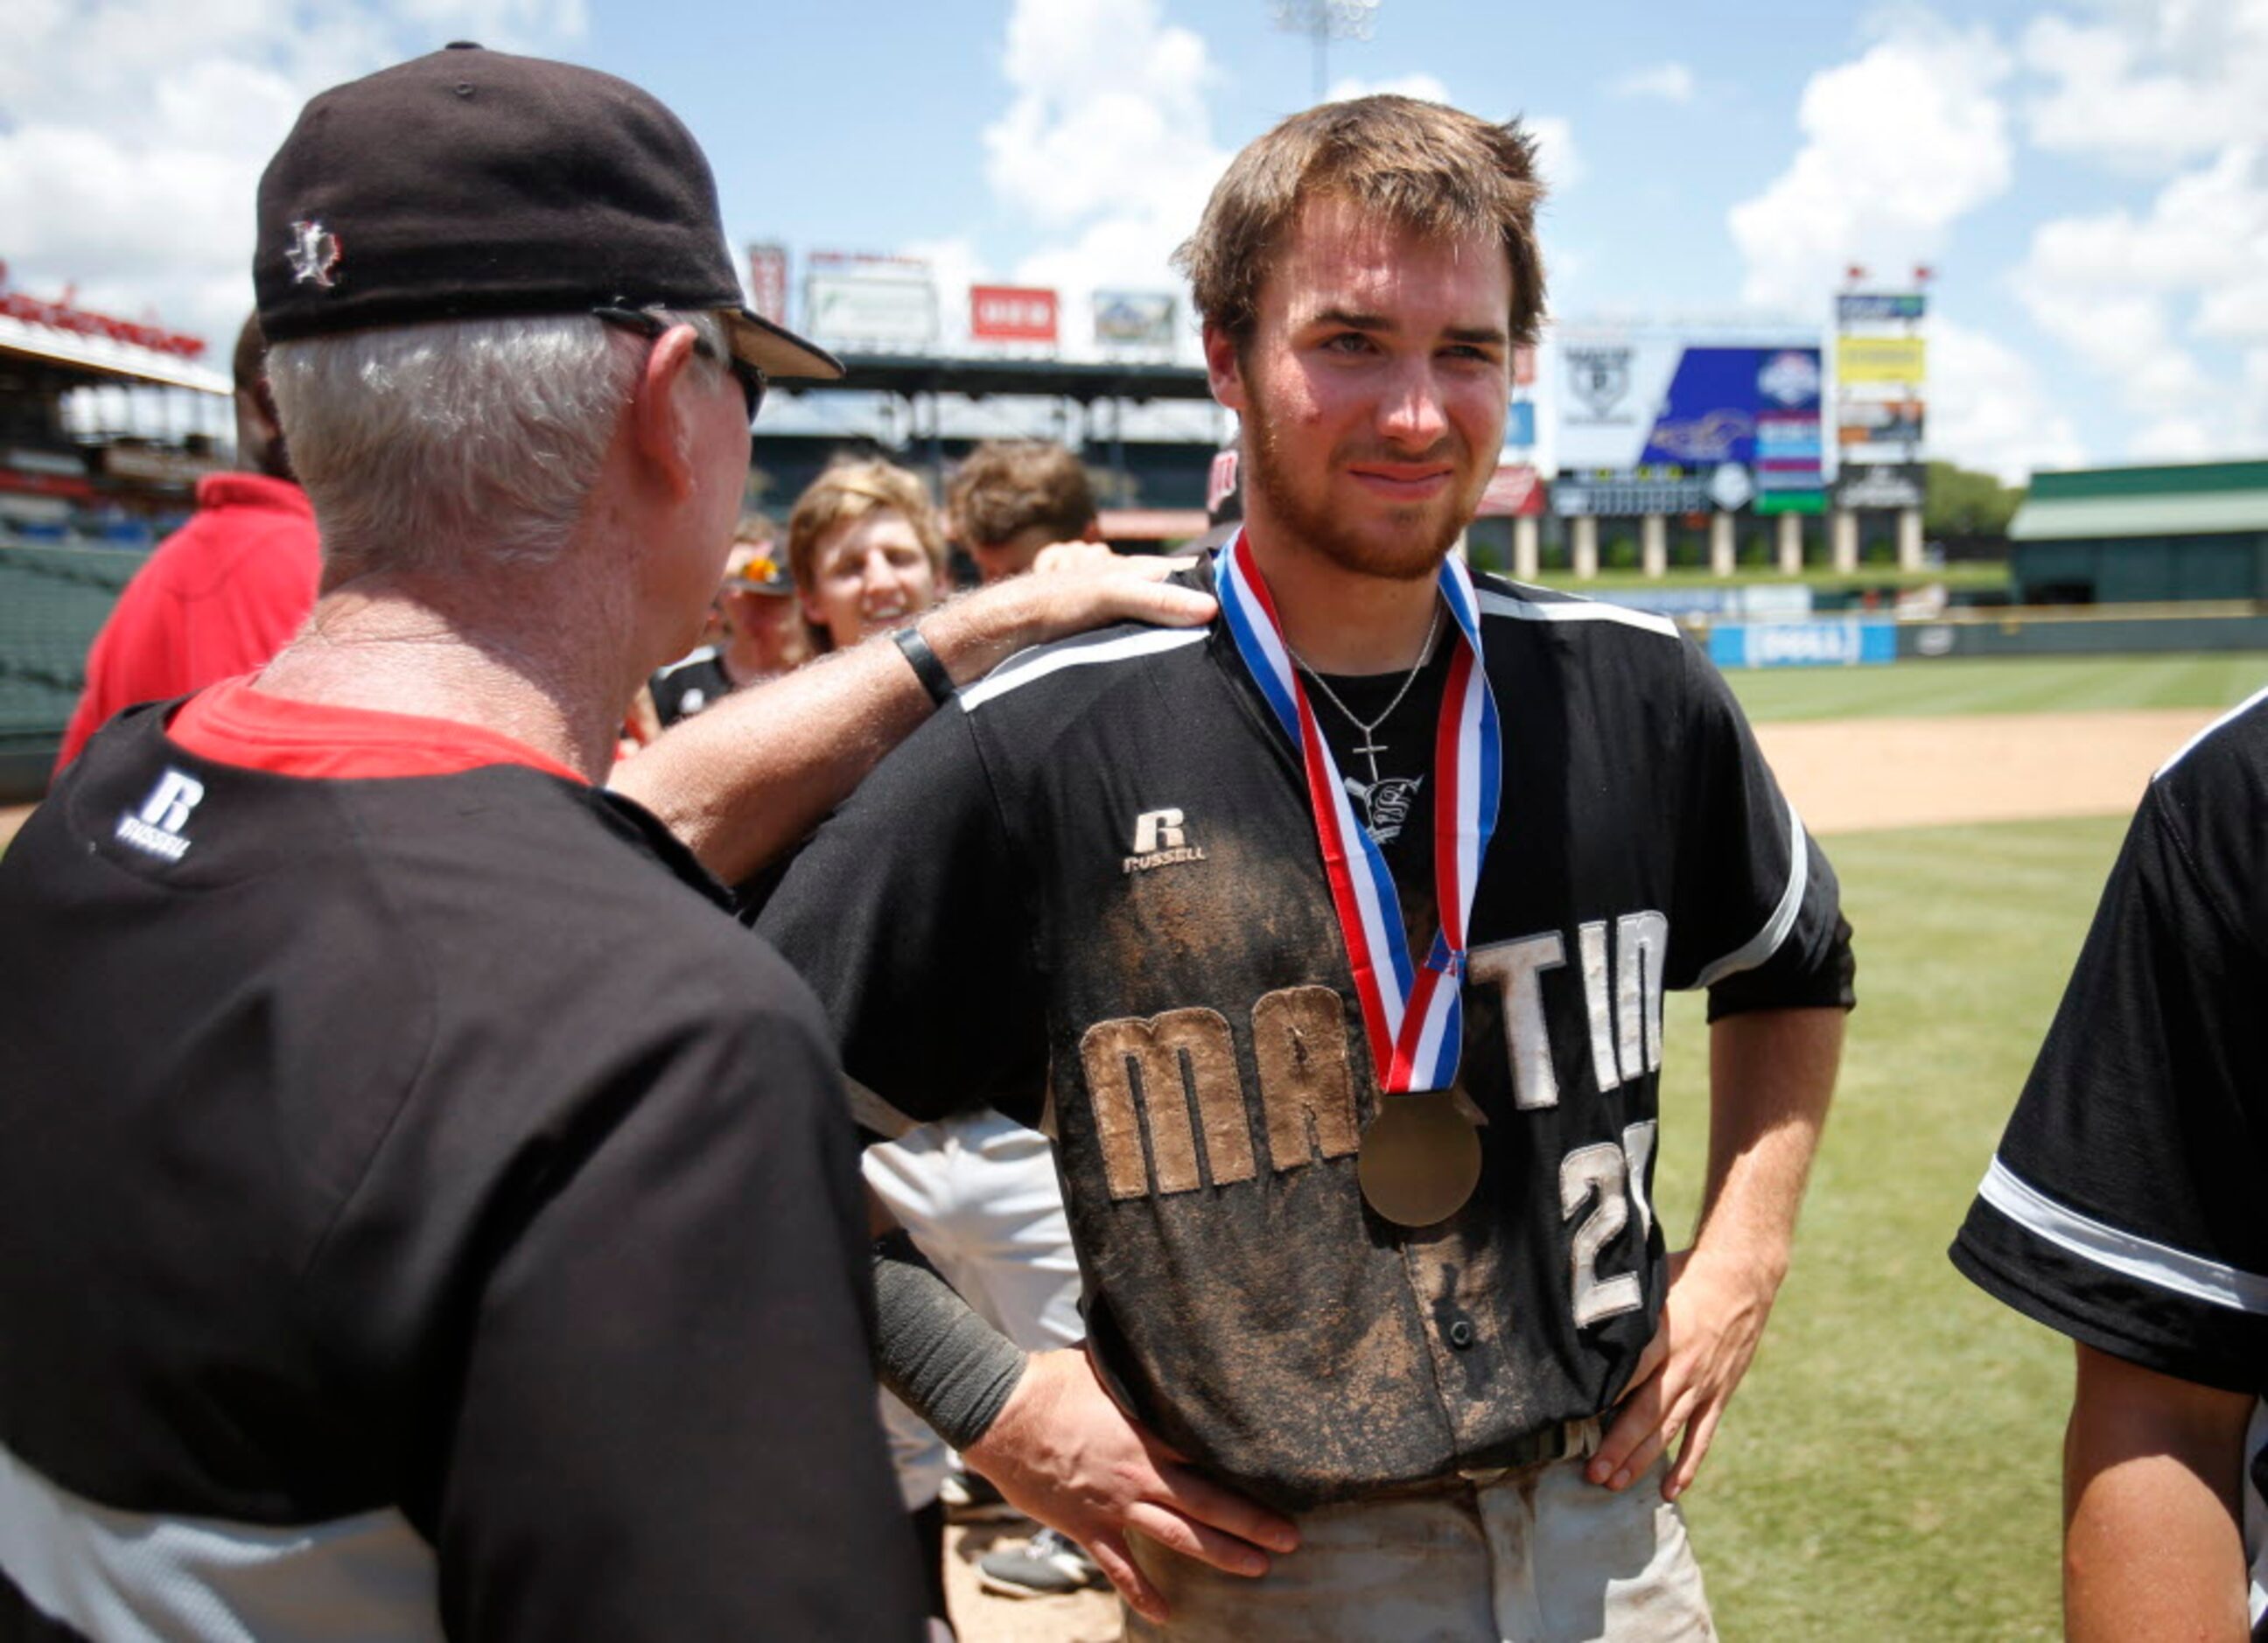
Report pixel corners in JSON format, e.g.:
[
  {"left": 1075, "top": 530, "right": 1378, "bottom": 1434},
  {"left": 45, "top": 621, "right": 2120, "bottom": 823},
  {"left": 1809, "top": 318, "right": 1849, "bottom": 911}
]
[{"left": 116, "top": 767, "right": 206, "bottom": 863}]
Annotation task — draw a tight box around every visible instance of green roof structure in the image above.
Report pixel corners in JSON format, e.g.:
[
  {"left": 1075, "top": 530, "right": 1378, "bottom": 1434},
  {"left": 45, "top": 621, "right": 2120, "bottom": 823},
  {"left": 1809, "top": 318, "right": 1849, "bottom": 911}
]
[{"left": 2012, "top": 460, "right": 2268, "bottom": 540}]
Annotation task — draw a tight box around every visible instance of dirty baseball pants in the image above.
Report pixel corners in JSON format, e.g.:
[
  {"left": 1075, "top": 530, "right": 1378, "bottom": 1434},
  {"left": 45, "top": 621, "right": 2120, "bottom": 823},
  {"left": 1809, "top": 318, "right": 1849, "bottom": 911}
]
[{"left": 1123, "top": 1446, "right": 1713, "bottom": 1642}]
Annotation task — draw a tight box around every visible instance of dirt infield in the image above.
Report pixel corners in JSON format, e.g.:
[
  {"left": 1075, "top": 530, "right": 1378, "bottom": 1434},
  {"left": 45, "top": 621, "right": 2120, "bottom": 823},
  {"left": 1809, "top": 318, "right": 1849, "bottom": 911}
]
[{"left": 1752, "top": 707, "right": 2216, "bottom": 836}]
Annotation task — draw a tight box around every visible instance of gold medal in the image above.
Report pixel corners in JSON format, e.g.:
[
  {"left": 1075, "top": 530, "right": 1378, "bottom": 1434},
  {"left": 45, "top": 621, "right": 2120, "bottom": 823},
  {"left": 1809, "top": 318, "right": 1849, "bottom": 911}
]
[{"left": 1356, "top": 1089, "right": 1484, "bottom": 1227}]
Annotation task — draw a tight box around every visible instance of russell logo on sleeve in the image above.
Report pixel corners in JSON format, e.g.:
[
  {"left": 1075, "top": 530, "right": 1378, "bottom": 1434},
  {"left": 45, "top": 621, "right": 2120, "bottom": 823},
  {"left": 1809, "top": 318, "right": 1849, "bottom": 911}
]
[{"left": 116, "top": 769, "right": 206, "bottom": 863}]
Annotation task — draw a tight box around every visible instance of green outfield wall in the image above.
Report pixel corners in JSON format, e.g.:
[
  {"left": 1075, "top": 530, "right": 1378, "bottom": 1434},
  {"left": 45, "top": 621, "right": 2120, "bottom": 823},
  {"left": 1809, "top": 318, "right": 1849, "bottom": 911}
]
[{"left": 1894, "top": 605, "right": 2268, "bottom": 660}]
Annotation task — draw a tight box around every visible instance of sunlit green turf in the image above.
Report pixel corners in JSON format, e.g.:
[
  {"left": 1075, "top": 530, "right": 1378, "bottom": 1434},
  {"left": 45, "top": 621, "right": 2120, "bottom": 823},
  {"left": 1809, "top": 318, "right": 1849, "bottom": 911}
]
[
  {"left": 1653, "top": 815, "right": 2131, "bottom": 1640},
  {"left": 1724, "top": 652, "right": 2268, "bottom": 723}
]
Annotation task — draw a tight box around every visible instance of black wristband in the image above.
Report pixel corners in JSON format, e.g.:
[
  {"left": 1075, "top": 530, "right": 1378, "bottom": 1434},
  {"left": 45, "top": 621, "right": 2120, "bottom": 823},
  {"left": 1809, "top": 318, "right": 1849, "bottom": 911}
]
[{"left": 892, "top": 625, "right": 956, "bottom": 707}]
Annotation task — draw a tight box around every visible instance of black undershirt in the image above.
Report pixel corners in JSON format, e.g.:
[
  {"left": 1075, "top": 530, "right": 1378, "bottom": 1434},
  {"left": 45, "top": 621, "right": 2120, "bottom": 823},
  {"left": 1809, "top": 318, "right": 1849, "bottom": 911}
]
[{"left": 1306, "top": 636, "right": 1457, "bottom": 954}]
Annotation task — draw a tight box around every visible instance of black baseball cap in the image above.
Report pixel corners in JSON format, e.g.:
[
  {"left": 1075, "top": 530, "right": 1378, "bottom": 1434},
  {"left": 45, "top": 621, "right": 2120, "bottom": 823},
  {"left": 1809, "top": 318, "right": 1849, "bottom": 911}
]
[{"left": 255, "top": 44, "right": 841, "bottom": 381}]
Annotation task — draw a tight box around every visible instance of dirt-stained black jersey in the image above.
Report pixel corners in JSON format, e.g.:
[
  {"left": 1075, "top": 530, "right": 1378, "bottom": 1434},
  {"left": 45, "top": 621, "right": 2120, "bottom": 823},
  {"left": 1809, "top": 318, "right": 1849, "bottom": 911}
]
[
  {"left": 0, "top": 702, "right": 919, "bottom": 1640},
  {"left": 1954, "top": 689, "right": 2268, "bottom": 1633},
  {"left": 762, "top": 559, "right": 1853, "bottom": 1511}
]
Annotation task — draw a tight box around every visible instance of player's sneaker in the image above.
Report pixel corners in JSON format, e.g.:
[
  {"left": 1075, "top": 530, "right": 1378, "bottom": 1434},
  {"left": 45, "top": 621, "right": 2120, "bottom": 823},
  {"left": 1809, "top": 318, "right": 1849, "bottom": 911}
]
[
  {"left": 976, "top": 1527, "right": 1108, "bottom": 1598},
  {"left": 938, "top": 1467, "right": 1022, "bottom": 1523}
]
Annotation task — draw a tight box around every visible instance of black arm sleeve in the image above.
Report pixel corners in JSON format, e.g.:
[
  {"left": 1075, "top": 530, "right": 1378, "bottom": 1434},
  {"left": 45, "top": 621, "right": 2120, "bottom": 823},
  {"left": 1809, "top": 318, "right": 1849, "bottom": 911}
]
[
  {"left": 870, "top": 1231, "right": 1028, "bottom": 1451},
  {"left": 757, "top": 702, "right": 1048, "bottom": 1130},
  {"left": 1668, "top": 640, "right": 1855, "bottom": 1019}
]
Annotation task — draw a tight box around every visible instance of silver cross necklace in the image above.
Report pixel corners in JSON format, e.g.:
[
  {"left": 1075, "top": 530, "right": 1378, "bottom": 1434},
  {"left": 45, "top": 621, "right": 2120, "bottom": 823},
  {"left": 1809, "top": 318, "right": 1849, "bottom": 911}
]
[{"left": 1287, "top": 605, "right": 1444, "bottom": 788}]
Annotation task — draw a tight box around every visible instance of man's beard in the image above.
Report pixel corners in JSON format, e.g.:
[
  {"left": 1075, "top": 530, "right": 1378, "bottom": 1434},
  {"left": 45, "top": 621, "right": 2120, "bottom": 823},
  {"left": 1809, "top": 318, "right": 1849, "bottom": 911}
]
[{"left": 1242, "top": 399, "right": 1479, "bottom": 584}]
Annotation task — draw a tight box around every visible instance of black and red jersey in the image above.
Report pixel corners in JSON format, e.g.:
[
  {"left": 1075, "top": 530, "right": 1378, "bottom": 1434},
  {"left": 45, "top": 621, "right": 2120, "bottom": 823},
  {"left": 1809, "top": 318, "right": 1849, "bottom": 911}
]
[
  {"left": 0, "top": 688, "right": 919, "bottom": 1640},
  {"left": 760, "top": 557, "right": 1853, "bottom": 1511}
]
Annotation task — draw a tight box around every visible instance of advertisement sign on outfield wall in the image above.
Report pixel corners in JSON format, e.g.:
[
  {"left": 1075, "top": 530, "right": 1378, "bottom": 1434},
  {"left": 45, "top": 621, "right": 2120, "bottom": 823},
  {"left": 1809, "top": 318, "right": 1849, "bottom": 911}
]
[
  {"left": 1474, "top": 463, "right": 1544, "bottom": 518},
  {"left": 1093, "top": 290, "right": 1175, "bottom": 347},
  {"left": 1838, "top": 399, "right": 1926, "bottom": 446},
  {"left": 1836, "top": 292, "right": 1927, "bottom": 324},
  {"left": 1836, "top": 335, "right": 1928, "bottom": 384},
  {"left": 970, "top": 285, "right": 1059, "bottom": 345},
  {"left": 804, "top": 254, "right": 938, "bottom": 348},
  {"left": 1833, "top": 463, "right": 1928, "bottom": 510},
  {"left": 1708, "top": 620, "right": 1895, "bottom": 669},
  {"left": 746, "top": 243, "right": 789, "bottom": 325},
  {"left": 1556, "top": 335, "right": 1824, "bottom": 475}
]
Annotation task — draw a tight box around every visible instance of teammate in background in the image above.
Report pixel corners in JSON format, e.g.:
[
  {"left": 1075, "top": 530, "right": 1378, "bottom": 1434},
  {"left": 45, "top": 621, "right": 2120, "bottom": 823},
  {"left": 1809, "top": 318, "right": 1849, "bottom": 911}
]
[
  {"left": 55, "top": 314, "right": 318, "bottom": 770},
  {"left": 1952, "top": 689, "right": 2268, "bottom": 1643},
  {"left": 774, "top": 452, "right": 1096, "bottom": 1623},
  {"left": 1, "top": 45, "right": 1212, "bottom": 1640},
  {"left": 649, "top": 514, "right": 808, "bottom": 726},
  {"left": 749, "top": 94, "right": 1853, "bottom": 1636},
  {"left": 787, "top": 457, "right": 948, "bottom": 654},
  {"left": 947, "top": 439, "right": 1103, "bottom": 584}
]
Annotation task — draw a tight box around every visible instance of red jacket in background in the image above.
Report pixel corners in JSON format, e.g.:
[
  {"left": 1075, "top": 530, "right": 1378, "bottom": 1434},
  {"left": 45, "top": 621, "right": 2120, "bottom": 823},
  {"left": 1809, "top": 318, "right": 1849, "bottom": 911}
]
[{"left": 57, "top": 472, "right": 321, "bottom": 771}]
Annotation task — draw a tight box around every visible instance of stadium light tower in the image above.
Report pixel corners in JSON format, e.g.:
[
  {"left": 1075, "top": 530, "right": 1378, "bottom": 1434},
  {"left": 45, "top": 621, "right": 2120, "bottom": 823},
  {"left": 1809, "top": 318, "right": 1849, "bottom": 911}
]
[{"left": 1272, "top": 0, "right": 1380, "bottom": 101}]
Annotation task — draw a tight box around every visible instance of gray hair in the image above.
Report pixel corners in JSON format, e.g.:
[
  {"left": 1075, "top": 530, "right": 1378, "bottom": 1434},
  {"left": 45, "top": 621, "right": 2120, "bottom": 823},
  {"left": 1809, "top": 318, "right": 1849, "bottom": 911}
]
[{"left": 268, "top": 309, "right": 730, "bottom": 575}]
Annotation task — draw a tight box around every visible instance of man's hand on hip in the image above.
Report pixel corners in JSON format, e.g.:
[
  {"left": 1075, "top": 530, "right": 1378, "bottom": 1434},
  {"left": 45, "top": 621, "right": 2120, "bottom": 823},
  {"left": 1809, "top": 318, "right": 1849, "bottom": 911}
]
[
  {"left": 962, "top": 1346, "right": 1299, "bottom": 1624},
  {"left": 1589, "top": 1246, "right": 1777, "bottom": 1503}
]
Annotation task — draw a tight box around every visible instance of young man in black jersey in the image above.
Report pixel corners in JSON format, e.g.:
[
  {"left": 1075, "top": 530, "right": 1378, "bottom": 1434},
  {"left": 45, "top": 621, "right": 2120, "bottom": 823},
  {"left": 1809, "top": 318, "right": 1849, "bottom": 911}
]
[
  {"left": 1953, "top": 689, "right": 2268, "bottom": 1642},
  {"left": 754, "top": 95, "right": 1852, "bottom": 1638}
]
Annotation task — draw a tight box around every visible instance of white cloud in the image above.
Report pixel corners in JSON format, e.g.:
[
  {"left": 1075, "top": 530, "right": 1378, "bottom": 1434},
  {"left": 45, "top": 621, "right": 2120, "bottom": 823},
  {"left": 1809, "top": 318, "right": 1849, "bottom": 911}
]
[
  {"left": 2013, "top": 143, "right": 2268, "bottom": 458},
  {"left": 1323, "top": 73, "right": 1579, "bottom": 193},
  {"left": 1729, "top": 17, "right": 2013, "bottom": 311},
  {"left": 1523, "top": 115, "right": 1584, "bottom": 197},
  {"left": 1325, "top": 70, "right": 1451, "bottom": 104},
  {"left": 1922, "top": 317, "right": 2085, "bottom": 483},
  {"left": 0, "top": 2, "right": 584, "bottom": 352},
  {"left": 971, "top": 0, "right": 1230, "bottom": 360},
  {"left": 1608, "top": 62, "right": 1694, "bottom": 104},
  {"left": 2005, "top": 3, "right": 2268, "bottom": 459},
  {"left": 2021, "top": 0, "right": 2268, "bottom": 171},
  {"left": 957, "top": 17, "right": 1585, "bottom": 364},
  {"left": 984, "top": 0, "right": 1221, "bottom": 231}
]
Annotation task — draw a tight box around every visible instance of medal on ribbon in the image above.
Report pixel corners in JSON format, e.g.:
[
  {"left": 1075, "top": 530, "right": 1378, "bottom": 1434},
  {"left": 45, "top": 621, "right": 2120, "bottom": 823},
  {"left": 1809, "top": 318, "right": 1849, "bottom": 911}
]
[{"left": 1215, "top": 533, "right": 1502, "bottom": 1226}]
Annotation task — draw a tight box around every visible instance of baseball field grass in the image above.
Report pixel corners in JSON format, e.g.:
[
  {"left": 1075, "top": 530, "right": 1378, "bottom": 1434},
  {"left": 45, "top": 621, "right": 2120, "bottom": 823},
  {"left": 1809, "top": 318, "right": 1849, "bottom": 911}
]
[
  {"left": 1650, "top": 813, "right": 2132, "bottom": 1640},
  {"left": 1724, "top": 650, "right": 2268, "bottom": 723}
]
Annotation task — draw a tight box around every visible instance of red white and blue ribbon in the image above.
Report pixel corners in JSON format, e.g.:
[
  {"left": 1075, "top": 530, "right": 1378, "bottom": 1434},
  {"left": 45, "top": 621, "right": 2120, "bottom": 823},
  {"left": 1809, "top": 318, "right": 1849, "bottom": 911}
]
[{"left": 1215, "top": 532, "right": 1501, "bottom": 1093}]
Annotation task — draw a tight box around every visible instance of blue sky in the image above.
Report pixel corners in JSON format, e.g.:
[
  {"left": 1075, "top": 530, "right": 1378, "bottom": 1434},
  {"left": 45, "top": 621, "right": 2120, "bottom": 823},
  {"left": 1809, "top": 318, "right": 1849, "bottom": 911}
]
[{"left": 6, "top": 0, "right": 2264, "bottom": 480}]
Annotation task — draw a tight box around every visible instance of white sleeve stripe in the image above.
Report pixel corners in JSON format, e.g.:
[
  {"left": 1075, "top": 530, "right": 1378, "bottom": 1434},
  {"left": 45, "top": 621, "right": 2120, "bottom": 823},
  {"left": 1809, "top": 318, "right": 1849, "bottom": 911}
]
[
  {"left": 1474, "top": 588, "right": 1681, "bottom": 639},
  {"left": 958, "top": 628, "right": 1207, "bottom": 712},
  {"left": 845, "top": 1075, "right": 920, "bottom": 1141},
  {"left": 1692, "top": 791, "right": 1810, "bottom": 989},
  {"left": 2156, "top": 682, "right": 2268, "bottom": 778},
  {"left": 1978, "top": 1157, "right": 2268, "bottom": 1313},
  {"left": 0, "top": 1440, "right": 440, "bottom": 1641}
]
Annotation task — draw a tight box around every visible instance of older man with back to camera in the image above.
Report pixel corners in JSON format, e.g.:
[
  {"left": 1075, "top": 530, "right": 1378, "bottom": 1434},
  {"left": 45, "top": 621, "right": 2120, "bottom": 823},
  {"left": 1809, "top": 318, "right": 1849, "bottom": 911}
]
[
  {"left": 0, "top": 45, "right": 1211, "bottom": 1642},
  {"left": 745, "top": 95, "right": 1854, "bottom": 1640}
]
